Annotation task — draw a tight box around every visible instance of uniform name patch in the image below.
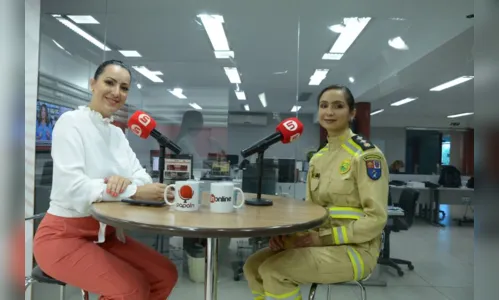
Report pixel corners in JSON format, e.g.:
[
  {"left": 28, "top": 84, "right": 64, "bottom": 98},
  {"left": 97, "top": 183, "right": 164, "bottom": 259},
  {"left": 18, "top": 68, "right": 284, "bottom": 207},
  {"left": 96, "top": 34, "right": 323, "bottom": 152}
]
[
  {"left": 365, "top": 159, "right": 382, "bottom": 180},
  {"left": 363, "top": 154, "right": 382, "bottom": 161}
]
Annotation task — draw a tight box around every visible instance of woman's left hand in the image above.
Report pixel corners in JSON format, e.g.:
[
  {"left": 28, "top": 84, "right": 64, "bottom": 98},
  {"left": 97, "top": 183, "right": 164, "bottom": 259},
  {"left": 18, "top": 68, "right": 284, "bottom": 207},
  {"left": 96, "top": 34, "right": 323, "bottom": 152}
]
[
  {"left": 104, "top": 175, "right": 132, "bottom": 197},
  {"left": 293, "top": 231, "right": 321, "bottom": 248}
]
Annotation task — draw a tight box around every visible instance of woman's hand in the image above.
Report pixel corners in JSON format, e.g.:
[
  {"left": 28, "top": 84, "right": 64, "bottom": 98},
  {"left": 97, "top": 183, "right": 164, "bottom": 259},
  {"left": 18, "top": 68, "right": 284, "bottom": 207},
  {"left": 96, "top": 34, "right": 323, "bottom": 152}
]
[
  {"left": 132, "top": 183, "right": 167, "bottom": 202},
  {"left": 269, "top": 235, "right": 286, "bottom": 252},
  {"left": 293, "top": 231, "right": 321, "bottom": 248},
  {"left": 104, "top": 176, "right": 132, "bottom": 197}
]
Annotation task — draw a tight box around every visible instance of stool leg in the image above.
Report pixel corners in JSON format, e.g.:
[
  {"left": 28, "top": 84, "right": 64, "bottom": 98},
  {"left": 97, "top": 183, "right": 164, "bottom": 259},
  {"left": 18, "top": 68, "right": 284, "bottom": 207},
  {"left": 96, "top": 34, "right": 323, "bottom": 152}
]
[
  {"left": 81, "top": 289, "right": 89, "bottom": 300},
  {"left": 327, "top": 284, "right": 332, "bottom": 300},
  {"left": 59, "top": 285, "right": 65, "bottom": 300},
  {"left": 25, "top": 277, "right": 34, "bottom": 291},
  {"left": 308, "top": 283, "right": 318, "bottom": 300},
  {"left": 353, "top": 281, "right": 367, "bottom": 300}
]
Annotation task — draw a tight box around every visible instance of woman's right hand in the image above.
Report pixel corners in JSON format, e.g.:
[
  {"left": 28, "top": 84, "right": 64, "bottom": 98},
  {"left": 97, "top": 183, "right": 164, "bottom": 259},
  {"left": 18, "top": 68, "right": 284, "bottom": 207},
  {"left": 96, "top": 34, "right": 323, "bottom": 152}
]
[
  {"left": 269, "top": 235, "right": 286, "bottom": 252},
  {"left": 132, "top": 183, "right": 167, "bottom": 202}
]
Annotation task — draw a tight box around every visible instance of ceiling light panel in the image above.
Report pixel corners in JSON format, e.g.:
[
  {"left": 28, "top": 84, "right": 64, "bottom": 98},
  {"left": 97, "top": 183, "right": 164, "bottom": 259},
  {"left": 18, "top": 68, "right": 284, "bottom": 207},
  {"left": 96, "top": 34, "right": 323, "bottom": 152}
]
[
  {"left": 223, "top": 67, "right": 241, "bottom": 84},
  {"left": 235, "top": 90, "right": 246, "bottom": 100},
  {"left": 189, "top": 103, "right": 202, "bottom": 110},
  {"left": 370, "top": 109, "right": 384, "bottom": 115},
  {"left": 388, "top": 36, "right": 409, "bottom": 50},
  {"left": 119, "top": 50, "right": 142, "bottom": 57},
  {"left": 198, "top": 14, "right": 235, "bottom": 60},
  {"left": 447, "top": 112, "right": 473, "bottom": 118},
  {"left": 390, "top": 97, "right": 418, "bottom": 106},
  {"left": 52, "top": 39, "right": 65, "bottom": 50},
  {"left": 132, "top": 66, "right": 163, "bottom": 83},
  {"left": 244, "top": 104, "right": 250, "bottom": 111},
  {"left": 322, "top": 53, "right": 344, "bottom": 60},
  {"left": 309, "top": 69, "right": 329, "bottom": 86},
  {"left": 67, "top": 15, "right": 100, "bottom": 24},
  {"left": 291, "top": 106, "right": 301, "bottom": 112},
  {"left": 214, "top": 50, "right": 234, "bottom": 59},
  {"left": 323, "top": 17, "right": 370, "bottom": 60},
  {"left": 258, "top": 93, "right": 267, "bottom": 108},
  {"left": 168, "top": 88, "right": 187, "bottom": 99},
  {"left": 430, "top": 76, "right": 474, "bottom": 92},
  {"left": 53, "top": 16, "right": 111, "bottom": 51}
]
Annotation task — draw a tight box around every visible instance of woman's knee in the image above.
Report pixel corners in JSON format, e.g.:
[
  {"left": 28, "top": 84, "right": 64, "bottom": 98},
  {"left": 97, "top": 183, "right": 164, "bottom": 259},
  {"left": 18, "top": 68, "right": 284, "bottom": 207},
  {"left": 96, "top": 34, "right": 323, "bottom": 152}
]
[
  {"left": 151, "top": 257, "right": 179, "bottom": 297},
  {"left": 243, "top": 252, "right": 262, "bottom": 279}
]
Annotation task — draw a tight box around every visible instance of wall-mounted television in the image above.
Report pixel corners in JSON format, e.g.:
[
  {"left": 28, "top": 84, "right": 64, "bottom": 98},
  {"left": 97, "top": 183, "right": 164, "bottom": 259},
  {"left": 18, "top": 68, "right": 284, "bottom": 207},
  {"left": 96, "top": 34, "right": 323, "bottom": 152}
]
[{"left": 36, "top": 100, "right": 73, "bottom": 150}]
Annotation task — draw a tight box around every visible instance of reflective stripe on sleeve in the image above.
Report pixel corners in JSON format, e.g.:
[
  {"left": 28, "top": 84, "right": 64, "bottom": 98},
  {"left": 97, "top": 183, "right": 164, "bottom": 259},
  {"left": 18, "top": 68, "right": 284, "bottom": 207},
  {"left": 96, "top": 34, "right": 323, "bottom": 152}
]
[
  {"left": 347, "top": 246, "right": 365, "bottom": 281},
  {"left": 332, "top": 226, "right": 349, "bottom": 244},
  {"left": 329, "top": 206, "right": 365, "bottom": 220}
]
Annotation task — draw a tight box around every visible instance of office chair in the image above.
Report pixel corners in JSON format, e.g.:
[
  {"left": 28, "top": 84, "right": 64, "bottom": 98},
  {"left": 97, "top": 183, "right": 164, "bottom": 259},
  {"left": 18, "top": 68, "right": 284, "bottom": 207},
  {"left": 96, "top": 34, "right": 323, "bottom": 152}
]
[
  {"left": 378, "top": 188, "right": 419, "bottom": 276},
  {"left": 25, "top": 213, "right": 90, "bottom": 300}
]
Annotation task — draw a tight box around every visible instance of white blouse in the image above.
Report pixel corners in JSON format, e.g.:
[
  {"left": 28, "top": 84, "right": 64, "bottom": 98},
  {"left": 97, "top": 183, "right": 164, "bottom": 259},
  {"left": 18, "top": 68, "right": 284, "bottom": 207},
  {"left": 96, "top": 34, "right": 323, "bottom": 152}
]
[{"left": 47, "top": 106, "right": 152, "bottom": 243}]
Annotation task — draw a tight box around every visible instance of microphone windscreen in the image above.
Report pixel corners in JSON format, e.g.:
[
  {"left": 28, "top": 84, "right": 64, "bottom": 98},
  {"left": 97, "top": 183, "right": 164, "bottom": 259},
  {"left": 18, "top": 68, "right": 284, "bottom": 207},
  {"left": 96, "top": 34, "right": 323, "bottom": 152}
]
[
  {"left": 127, "top": 111, "right": 157, "bottom": 139},
  {"left": 276, "top": 117, "right": 304, "bottom": 144}
]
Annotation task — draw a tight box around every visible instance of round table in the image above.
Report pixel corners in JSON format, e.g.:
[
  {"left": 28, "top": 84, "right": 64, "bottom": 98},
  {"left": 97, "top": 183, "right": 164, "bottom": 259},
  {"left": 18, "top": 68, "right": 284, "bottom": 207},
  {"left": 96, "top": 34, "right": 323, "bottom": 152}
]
[{"left": 90, "top": 193, "right": 328, "bottom": 300}]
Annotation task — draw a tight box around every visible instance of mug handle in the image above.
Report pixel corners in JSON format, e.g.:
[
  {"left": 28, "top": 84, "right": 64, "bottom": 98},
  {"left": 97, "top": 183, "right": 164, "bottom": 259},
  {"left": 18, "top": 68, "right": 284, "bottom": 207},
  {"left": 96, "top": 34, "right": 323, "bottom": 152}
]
[
  {"left": 164, "top": 184, "right": 176, "bottom": 205},
  {"left": 233, "top": 187, "right": 245, "bottom": 208}
]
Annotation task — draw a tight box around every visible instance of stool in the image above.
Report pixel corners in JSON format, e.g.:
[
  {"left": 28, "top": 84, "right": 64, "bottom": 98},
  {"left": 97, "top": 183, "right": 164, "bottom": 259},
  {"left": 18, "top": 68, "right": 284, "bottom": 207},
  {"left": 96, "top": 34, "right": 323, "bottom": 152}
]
[
  {"left": 25, "top": 265, "right": 89, "bottom": 300},
  {"left": 308, "top": 273, "right": 370, "bottom": 300}
]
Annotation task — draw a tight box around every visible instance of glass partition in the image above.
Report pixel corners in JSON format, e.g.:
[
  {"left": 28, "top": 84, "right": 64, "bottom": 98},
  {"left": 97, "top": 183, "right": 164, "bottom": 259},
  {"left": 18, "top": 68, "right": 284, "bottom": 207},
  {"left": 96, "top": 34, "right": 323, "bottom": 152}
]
[{"left": 34, "top": 0, "right": 474, "bottom": 298}]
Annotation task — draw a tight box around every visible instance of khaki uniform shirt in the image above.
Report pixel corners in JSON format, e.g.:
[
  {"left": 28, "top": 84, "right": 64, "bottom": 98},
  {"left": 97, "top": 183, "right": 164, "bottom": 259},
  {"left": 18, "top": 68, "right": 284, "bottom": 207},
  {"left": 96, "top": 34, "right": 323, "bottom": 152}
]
[{"left": 305, "top": 128, "right": 389, "bottom": 258}]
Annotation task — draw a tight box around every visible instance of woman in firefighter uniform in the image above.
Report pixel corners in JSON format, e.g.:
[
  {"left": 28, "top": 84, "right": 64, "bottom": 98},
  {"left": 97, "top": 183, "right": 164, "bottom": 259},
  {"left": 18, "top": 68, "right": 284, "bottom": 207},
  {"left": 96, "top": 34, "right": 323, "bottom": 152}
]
[{"left": 243, "top": 85, "right": 389, "bottom": 300}]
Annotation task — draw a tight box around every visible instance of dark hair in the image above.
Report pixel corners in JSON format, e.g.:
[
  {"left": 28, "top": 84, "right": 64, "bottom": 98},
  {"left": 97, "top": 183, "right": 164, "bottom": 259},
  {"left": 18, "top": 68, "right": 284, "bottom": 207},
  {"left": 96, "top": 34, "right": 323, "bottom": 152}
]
[
  {"left": 93, "top": 59, "right": 132, "bottom": 81},
  {"left": 317, "top": 84, "right": 355, "bottom": 111}
]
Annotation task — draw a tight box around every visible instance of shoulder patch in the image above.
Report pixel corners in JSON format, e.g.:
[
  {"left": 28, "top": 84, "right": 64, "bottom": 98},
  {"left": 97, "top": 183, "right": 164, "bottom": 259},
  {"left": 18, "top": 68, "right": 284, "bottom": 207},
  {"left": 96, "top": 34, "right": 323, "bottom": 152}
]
[
  {"left": 351, "top": 135, "right": 375, "bottom": 151},
  {"left": 365, "top": 159, "right": 382, "bottom": 180}
]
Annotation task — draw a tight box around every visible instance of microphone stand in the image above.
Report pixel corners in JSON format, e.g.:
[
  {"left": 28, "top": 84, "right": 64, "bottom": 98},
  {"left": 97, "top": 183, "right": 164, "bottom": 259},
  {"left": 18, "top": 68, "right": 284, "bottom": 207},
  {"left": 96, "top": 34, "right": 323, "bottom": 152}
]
[
  {"left": 244, "top": 150, "right": 273, "bottom": 206},
  {"left": 158, "top": 145, "right": 166, "bottom": 184}
]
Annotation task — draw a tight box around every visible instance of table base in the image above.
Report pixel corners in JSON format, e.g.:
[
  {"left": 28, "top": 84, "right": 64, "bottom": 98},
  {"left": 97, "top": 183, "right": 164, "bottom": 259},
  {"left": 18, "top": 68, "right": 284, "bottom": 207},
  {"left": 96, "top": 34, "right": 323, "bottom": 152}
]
[{"left": 205, "top": 237, "right": 219, "bottom": 300}]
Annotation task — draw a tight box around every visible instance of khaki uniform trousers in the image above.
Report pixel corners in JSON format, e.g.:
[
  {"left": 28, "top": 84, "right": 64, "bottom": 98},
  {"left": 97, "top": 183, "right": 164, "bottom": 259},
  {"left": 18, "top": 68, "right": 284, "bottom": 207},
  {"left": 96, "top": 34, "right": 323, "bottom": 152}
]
[{"left": 243, "top": 245, "right": 374, "bottom": 300}]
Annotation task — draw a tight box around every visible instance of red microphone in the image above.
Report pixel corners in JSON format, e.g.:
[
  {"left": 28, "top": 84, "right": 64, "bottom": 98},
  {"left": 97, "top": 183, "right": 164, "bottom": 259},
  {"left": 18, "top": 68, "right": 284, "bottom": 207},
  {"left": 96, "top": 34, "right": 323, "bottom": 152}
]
[
  {"left": 128, "top": 111, "right": 182, "bottom": 154},
  {"left": 240, "top": 117, "right": 304, "bottom": 158},
  {"left": 127, "top": 111, "right": 156, "bottom": 138}
]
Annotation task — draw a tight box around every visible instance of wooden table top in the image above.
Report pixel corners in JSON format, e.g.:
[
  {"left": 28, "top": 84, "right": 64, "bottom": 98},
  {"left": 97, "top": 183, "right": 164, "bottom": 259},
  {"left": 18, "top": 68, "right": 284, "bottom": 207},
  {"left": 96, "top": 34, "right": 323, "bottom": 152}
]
[{"left": 90, "top": 193, "right": 328, "bottom": 238}]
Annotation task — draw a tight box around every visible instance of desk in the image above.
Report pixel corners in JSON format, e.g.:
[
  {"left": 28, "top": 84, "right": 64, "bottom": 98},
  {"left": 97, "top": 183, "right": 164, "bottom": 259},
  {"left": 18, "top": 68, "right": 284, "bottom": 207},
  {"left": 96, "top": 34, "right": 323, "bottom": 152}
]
[
  {"left": 390, "top": 185, "right": 474, "bottom": 227},
  {"left": 389, "top": 185, "right": 442, "bottom": 226},
  {"left": 90, "top": 193, "right": 328, "bottom": 300}
]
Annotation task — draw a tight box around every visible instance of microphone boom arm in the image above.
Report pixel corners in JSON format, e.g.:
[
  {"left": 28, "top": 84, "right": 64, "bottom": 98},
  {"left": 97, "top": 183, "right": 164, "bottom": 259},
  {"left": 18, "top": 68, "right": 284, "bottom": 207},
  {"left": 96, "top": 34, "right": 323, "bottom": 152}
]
[
  {"left": 240, "top": 132, "right": 281, "bottom": 158},
  {"left": 150, "top": 130, "right": 182, "bottom": 154}
]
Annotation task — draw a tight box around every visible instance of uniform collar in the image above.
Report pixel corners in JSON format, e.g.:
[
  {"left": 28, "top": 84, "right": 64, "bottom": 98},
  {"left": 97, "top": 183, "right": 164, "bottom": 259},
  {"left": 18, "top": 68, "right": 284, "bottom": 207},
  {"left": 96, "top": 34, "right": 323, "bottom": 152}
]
[{"left": 327, "top": 128, "right": 354, "bottom": 150}]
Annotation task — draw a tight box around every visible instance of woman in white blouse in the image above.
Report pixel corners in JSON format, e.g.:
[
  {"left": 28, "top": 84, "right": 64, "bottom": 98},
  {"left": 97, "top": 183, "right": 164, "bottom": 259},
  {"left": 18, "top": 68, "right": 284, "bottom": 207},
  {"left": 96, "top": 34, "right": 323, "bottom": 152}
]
[{"left": 33, "top": 60, "right": 178, "bottom": 299}]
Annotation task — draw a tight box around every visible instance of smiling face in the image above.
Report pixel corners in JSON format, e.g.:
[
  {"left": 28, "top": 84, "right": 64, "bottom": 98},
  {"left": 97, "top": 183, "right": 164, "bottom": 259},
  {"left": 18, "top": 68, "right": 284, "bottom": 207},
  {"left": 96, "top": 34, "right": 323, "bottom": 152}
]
[
  {"left": 89, "top": 64, "right": 131, "bottom": 118},
  {"left": 318, "top": 88, "right": 356, "bottom": 135},
  {"left": 40, "top": 105, "right": 48, "bottom": 121}
]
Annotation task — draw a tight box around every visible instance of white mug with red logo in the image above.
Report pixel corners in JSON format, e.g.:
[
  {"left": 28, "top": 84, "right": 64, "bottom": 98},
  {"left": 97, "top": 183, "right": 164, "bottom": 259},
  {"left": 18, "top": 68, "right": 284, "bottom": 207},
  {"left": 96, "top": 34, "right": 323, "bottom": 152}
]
[
  {"left": 209, "top": 182, "right": 245, "bottom": 213},
  {"left": 165, "top": 180, "right": 201, "bottom": 212}
]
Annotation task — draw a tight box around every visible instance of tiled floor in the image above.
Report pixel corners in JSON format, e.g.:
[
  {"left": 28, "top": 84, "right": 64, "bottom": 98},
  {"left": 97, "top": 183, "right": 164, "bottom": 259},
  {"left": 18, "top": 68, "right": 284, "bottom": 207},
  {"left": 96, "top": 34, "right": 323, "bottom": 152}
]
[{"left": 29, "top": 206, "right": 473, "bottom": 300}]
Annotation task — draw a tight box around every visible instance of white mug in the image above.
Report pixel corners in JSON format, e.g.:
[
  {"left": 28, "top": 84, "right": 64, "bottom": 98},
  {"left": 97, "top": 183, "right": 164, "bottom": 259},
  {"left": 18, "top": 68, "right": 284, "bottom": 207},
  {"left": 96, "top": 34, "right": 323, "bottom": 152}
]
[
  {"left": 209, "top": 182, "right": 245, "bottom": 213},
  {"left": 165, "top": 180, "right": 201, "bottom": 212}
]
